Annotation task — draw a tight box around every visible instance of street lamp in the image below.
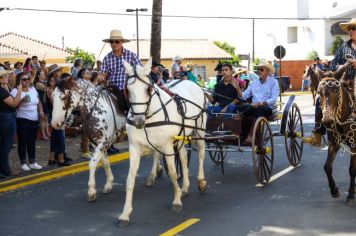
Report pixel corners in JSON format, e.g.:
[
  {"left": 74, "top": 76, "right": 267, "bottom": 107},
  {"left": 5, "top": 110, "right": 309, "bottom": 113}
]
[{"left": 126, "top": 8, "right": 148, "bottom": 58}]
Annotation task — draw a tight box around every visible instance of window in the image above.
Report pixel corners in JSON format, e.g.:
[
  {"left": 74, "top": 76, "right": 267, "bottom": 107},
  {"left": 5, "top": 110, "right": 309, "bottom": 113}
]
[{"left": 287, "top": 26, "right": 298, "bottom": 43}]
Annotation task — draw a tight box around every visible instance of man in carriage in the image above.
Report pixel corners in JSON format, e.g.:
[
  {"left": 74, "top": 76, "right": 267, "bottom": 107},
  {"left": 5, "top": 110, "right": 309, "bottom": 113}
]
[
  {"left": 234, "top": 60, "right": 279, "bottom": 144},
  {"left": 302, "top": 18, "right": 356, "bottom": 147}
]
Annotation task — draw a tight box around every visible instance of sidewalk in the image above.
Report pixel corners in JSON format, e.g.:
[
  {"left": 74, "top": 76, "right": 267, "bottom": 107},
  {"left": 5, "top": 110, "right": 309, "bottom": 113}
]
[{"left": 4, "top": 134, "right": 128, "bottom": 182}]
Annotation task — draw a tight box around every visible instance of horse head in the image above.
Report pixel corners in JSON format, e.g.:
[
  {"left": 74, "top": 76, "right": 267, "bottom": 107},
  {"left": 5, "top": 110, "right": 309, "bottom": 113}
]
[
  {"left": 318, "top": 76, "right": 341, "bottom": 125},
  {"left": 124, "top": 58, "right": 152, "bottom": 129},
  {"left": 51, "top": 77, "right": 83, "bottom": 129}
]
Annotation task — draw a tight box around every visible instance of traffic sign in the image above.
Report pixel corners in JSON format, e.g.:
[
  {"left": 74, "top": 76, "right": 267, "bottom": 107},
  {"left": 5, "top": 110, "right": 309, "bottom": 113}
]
[{"left": 274, "top": 45, "right": 286, "bottom": 59}]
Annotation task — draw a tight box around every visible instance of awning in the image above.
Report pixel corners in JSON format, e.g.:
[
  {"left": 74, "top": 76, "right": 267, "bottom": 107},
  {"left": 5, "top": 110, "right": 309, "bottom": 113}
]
[{"left": 330, "top": 21, "right": 348, "bottom": 36}]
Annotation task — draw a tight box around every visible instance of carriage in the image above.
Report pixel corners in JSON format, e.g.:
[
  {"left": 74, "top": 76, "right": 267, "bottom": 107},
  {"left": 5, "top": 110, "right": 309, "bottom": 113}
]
[{"left": 170, "top": 95, "right": 304, "bottom": 185}]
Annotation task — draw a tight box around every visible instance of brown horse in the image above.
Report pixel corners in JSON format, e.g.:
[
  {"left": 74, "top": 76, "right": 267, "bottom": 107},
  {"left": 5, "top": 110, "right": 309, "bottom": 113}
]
[
  {"left": 304, "top": 64, "right": 322, "bottom": 106},
  {"left": 318, "top": 73, "right": 356, "bottom": 202}
]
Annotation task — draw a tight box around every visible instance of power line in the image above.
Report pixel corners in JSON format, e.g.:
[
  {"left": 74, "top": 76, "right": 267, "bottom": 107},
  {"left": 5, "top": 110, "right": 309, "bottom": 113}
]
[{"left": 4, "top": 7, "right": 352, "bottom": 21}]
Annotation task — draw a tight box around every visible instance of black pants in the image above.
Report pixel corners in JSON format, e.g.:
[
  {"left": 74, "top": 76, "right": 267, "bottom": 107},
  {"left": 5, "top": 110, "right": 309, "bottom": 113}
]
[
  {"left": 16, "top": 118, "right": 38, "bottom": 164},
  {"left": 237, "top": 104, "right": 273, "bottom": 118},
  {"left": 108, "top": 85, "right": 129, "bottom": 113}
]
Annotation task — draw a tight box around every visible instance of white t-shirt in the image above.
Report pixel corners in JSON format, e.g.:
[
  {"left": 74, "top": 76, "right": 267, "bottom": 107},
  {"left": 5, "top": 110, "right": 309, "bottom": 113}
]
[{"left": 11, "top": 87, "right": 39, "bottom": 121}]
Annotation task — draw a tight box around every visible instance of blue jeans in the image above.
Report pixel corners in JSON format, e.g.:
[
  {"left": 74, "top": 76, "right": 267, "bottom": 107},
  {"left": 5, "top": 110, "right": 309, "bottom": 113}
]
[
  {"left": 207, "top": 104, "right": 238, "bottom": 119},
  {"left": 50, "top": 129, "right": 65, "bottom": 154},
  {"left": 0, "top": 113, "right": 16, "bottom": 175}
]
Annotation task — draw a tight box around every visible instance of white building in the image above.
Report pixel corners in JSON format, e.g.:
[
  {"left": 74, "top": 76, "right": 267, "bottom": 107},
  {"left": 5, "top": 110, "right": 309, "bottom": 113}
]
[{"left": 253, "top": 0, "right": 356, "bottom": 60}]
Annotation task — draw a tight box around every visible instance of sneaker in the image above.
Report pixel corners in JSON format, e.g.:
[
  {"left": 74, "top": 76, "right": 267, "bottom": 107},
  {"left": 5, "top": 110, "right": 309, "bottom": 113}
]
[
  {"left": 21, "top": 164, "right": 30, "bottom": 172},
  {"left": 29, "top": 163, "right": 42, "bottom": 170}
]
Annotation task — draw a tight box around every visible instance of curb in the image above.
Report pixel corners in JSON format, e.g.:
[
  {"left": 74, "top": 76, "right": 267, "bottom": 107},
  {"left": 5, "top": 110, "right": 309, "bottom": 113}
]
[{"left": 0, "top": 152, "right": 130, "bottom": 194}]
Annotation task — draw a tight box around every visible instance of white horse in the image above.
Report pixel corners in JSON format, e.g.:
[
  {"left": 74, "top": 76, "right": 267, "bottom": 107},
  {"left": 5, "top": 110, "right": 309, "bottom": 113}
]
[
  {"left": 51, "top": 78, "right": 163, "bottom": 201},
  {"left": 118, "top": 59, "right": 208, "bottom": 226}
]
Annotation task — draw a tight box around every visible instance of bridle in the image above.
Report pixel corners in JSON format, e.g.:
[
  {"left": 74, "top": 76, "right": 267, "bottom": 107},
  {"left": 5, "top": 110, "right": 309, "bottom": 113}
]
[{"left": 125, "top": 69, "right": 154, "bottom": 118}]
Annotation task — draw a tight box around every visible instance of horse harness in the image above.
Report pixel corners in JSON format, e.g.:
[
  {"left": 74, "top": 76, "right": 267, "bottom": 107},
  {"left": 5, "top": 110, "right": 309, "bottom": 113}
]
[{"left": 125, "top": 70, "right": 207, "bottom": 156}]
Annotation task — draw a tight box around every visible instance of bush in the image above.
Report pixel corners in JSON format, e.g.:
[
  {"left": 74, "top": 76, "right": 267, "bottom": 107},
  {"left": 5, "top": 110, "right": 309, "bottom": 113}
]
[
  {"left": 306, "top": 50, "right": 319, "bottom": 60},
  {"left": 65, "top": 47, "right": 95, "bottom": 68},
  {"left": 329, "top": 36, "right": 344, "bottom": 55}
]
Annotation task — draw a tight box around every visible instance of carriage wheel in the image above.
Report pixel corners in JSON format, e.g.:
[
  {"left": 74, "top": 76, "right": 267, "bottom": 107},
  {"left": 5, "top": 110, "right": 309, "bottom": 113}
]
[
  {"left": 207, "top": 142, "right": 227, "bottom": 165},
  {"left": 285, "top": 103, "right": 304, "bottom": 166},
  {"left": 252, "top": 117, "right": 274, "bottom": 184}
]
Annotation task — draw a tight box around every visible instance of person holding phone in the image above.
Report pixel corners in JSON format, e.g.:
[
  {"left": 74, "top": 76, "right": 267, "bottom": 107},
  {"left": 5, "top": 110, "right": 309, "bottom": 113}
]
[{"left": 10, "top": 72, "right": 44, "bottom": 172}]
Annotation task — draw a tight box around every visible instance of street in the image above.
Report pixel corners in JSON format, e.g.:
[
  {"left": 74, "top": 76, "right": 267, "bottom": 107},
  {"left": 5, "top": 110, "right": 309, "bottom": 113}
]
[{"left": 1, "top": 94, "right": 356, "bottom": 236}]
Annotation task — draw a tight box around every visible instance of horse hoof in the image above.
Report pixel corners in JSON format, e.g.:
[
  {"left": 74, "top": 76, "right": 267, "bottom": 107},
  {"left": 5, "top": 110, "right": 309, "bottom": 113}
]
[
  {"left": 102, "top": 188, "right": 112, "bottom": 194},
  {"left": 145, "top": 179, "right": 155, "bottom": 187},
  {"left": 87, "top": 193, "right": 97, "bottom": 202},
  {"left": 117, "top": 220, "right": 129, "bottom": 227},
  {"left": 198, "top": 180, "right": 207, "bottom": 192},
  {"left": 346, "top": 196, "right": 355, "bottom": 205},
  {"left": 172, "top": 204, "right": 183, "bottom": 212},
  {"left": 331, "top": 188, "right": 339, "bottom": 198},
  {"left": 182, "top": 191, "right": 189, "bottom": 197},
  {"left": 156, "top": 168, "right": 163, "bottom": 178}
]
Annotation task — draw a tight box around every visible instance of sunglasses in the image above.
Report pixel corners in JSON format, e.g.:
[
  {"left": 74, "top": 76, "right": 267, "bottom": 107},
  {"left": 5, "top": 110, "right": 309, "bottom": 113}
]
[
  {"left": 258, "top": 68, "right": 265, "bottom": 72},
  {"left": 21, "top": 77, "right": 30, "bottom": 81},
  {"left": 349, "top": 27, "right": 356, "bottom": 31},
  {"left": 109, "top": 40, "right": 121, "bottom": 44}
]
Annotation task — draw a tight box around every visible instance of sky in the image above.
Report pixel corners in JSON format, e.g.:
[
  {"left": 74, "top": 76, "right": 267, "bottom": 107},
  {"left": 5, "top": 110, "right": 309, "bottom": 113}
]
[{"left": 0, "top": 0, "right": 352, "bottom": 60}]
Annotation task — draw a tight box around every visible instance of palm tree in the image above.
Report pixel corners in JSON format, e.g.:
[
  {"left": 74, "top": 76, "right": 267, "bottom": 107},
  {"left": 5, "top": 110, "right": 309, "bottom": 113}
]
[{"left": 150, "top": 0, "right": 162, "bottom": 63}]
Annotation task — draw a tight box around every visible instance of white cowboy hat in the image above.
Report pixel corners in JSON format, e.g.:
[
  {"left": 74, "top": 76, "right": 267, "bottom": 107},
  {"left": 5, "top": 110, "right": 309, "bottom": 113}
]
[
  {"left": 185, "top": 62, "right": 194, "bottom": 71},
  {"left": 0, "top": 67, "right": 11, "bottom": 77},
  {"left": 103, "top": 29, "right": 130, "bottom": 43},
  {"left": 172, "top": 55, "right": 182, "bottom": 61},
  {"left": 339, "top": 18, "right": 356, "bottom": 33},
  {"left": 257, "top": 60, "right": 275, "bottom": 74}
]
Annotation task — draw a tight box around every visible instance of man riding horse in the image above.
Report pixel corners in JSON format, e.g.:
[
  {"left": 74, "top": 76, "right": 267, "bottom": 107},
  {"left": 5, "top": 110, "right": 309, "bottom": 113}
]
[{"left": 303, "top": 18, "right": 356, "bottom": 147}]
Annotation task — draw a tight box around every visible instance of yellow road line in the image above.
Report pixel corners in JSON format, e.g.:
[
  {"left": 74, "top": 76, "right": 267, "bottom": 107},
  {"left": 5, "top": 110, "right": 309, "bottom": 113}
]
[
  {"left": 160, "top": 218, "right": 200, "bottom": 236},
  {"left": 255, "top": 164, "right": 300, "bottom": 187},
  {"left": 0, "top": 152, "right": 129, "bottom": 194}
]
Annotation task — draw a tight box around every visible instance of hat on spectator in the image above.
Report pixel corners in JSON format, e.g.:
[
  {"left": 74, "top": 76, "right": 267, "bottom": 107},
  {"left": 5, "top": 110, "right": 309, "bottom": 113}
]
[
  {"left": 172, "top": 55, "right": 182, "bottom": 62},
  {"left": 103, "top": 29, "right": 130, "bottom": 43},
  {"left": 339, "top": 18, "right": 356, "bottom": 33},
  {"left": 257, "top": 60, "right": 275, "bottom": 74},
  {"left": 0, "top": 67, "right": 11, "bottom": 77},
  {"left": 48, "top": 64, "right": 63, "bottom": 77},
  {"left": 185, "top": 62, "right": 194, "bottom": 72},
  {"left": 14, "top": 61, "right": 23, "bottom": 68},
  {"left": 233, "top": 68, "right": 248, "bottom": 76},
  {"left": 151, "top": 61, "right": 163, "bottom": 69}
]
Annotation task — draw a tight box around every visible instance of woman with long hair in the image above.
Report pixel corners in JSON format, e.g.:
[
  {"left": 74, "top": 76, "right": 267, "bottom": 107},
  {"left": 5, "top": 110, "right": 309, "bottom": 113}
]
[
  {"left": 10, "top": 72, "right": 44, "bottom": 171},
  {"left": 0, "top": 69, "right": 22, "bottom": 178}
]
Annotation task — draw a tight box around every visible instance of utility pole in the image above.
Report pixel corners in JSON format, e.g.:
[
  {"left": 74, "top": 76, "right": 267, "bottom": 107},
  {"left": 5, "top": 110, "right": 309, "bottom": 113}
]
[{"left": 126, "top": 8, "right": 148, "bottom": 58}]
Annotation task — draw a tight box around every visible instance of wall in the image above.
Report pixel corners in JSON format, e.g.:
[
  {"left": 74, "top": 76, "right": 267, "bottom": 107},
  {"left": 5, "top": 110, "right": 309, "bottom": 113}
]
[
  {"left": 142, "top": 59, "right": 220, "bottom": 80},
  {"left": 278, "top": 60, "right": 313, "bottom": 90}
]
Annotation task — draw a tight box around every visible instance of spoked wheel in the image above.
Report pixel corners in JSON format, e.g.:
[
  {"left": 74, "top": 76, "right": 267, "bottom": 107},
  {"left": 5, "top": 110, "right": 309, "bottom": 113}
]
[
  {"left": 207, "top": 142, "right": 227, "bottom": 165},
  {"left": 252, "top": 117, "right": 274, "bottom": 185},
  {"left": 285, "top": 103, "right": 304, "bottom": 166},
  {"left": 163, "top": 143, "right": 191, "bottom": 179}
]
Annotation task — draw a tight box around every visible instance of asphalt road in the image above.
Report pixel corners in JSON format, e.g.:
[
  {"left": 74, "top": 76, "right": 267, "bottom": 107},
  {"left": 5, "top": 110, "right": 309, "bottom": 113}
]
[
  {"left": 1, "top": 94, "right": 356, "bottom": 236},
  {"left": 1, "top": 121, "right": 356, "bottom": 236}
]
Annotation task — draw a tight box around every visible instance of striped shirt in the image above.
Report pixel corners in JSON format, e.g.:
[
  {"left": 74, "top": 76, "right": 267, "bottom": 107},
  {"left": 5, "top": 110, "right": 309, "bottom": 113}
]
[
  {"left": 330, "top": 39, "right": 356, "bottom": 79},
  {"left": 101, "top": 48, "right": 141, "bottom": 89}
]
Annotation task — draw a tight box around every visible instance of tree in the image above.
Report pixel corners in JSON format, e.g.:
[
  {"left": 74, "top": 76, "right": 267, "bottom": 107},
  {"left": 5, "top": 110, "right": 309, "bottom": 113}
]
[
  {"left": 213, "top": 41, "right": 241, "bottom": 66},
  {"left": 150, "top": 0, "right": 162, "bottom": 63},
  {"left": 306, "top": 50, "right": 319, "bottom": 60},
  {"left": 65, "top": 47, "right": 95, "bottom": 68},
  {"left": 329, "top": 36, "right": 344, "bottom": 55}
]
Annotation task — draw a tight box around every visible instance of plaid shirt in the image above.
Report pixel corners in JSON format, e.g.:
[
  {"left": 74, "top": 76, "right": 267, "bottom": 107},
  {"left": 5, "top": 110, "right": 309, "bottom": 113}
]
[
  {"left": 330, "top": 39, "right": 356, "bottom": 79},
  {"left": 101, "top": 48, "right": 141, "bottom": 89}
]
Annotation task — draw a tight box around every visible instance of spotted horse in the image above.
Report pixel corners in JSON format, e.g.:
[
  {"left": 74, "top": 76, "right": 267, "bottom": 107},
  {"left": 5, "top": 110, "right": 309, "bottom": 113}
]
[{"left": 51, "top": 78, "right": 163, "bottom": 202}]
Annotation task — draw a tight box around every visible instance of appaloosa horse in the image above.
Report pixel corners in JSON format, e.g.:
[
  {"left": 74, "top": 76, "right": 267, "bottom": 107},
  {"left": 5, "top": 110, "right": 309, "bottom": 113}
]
[
  {"left": 51, "top": 78, "right": 163, "bottom": 202},
  {"left": 118, "top": 59, "right": 208, "bottom": 226},
  {"left": 318, "top": 66, "right": 356, "bottom": 202}
]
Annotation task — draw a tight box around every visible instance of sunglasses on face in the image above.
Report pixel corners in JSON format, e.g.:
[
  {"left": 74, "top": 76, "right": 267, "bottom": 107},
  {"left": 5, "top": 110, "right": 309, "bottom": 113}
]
[
  {"left": 21, "top": 77, "right": 30, "bottom": 81},
  {"left": 110, "top": 40, "right": 121, "bottom": 44},
  {"left": 349, "top": 27, "right": 356, "bottom": 31},
  {"left": 258, "top": 67, "right": 267, "bottom": 72}
]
